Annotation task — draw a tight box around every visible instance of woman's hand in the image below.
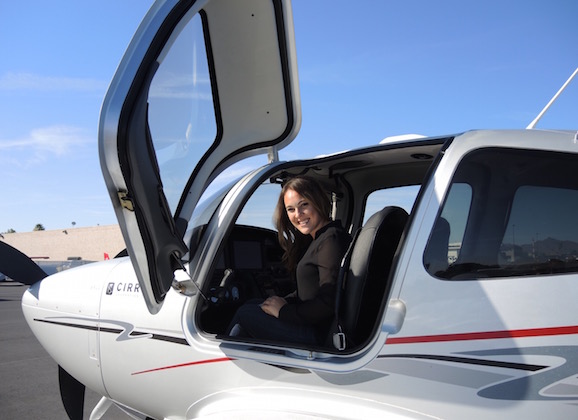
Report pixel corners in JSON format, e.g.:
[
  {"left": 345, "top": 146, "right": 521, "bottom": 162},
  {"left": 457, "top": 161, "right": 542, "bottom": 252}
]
[{"left": 261, "top": 295, "right": 287, "bottom": 318}]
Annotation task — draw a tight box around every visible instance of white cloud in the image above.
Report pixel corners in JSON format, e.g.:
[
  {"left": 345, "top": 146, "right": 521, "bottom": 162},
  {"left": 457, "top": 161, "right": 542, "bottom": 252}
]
[
  {"left": 0, "top": 72, "right": 107, "bottom": 92},
  {"left": 0, "top": 125, "right": 92, "bottom": 166},
  {"left": 149, "top": 72, "right": 212, "bottom": 100}
]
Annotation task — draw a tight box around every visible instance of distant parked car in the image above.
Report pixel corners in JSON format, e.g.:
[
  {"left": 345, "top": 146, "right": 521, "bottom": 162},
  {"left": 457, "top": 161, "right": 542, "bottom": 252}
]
[{"left": 35, "top": 259, "right": 95, "bottom": 276}]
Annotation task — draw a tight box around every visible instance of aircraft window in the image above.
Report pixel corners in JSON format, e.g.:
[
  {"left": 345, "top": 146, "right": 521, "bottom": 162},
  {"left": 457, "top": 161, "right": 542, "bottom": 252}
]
[
  {"left": 425, "top": 147, "right": 578, "bottom": 280},
  {"left": 499, "top": 186, "right": 578, "bottom": 268},
  {"left": 235, "top": 181, "right": 280, "bottom": 230},
  {"left": 363, "top": 185, "right": 419, "bottom": 224},
  {"left": 190, "top": 156, "right": 270, "bottom": 233},
  {"left": 439, "top": 183, "right": 471, "bottom": 266},
  {"left": 147, "top": 13, "right": 216, "bottom": 214}
]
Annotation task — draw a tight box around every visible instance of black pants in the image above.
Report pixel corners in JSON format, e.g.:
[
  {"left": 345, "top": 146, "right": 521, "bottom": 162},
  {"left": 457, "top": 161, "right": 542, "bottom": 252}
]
[{"left": 227, "top": 299, "right": 319, "bottom": 345}]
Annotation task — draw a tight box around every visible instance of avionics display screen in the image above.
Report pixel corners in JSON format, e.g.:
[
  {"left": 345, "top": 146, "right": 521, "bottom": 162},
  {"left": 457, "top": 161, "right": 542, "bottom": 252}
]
[{"left": 233, "top": 241, "right": 262, "bottom": 269}]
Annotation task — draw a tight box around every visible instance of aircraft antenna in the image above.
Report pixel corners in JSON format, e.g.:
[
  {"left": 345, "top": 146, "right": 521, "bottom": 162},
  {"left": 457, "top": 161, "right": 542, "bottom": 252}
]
[{"left": 526, "top": 67, "right": 578, "bottom": 129}]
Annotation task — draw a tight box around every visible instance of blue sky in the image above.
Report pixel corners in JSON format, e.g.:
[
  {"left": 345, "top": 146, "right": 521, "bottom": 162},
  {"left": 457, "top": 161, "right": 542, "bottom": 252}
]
[{"left": 1, "top": 0, "right": 576, "bottom": 233}]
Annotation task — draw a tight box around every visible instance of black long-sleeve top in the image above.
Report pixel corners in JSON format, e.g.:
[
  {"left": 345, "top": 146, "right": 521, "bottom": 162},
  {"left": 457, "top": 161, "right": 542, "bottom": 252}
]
[{"left": 278, "top": 221, "right": 350, "bottom": 329}]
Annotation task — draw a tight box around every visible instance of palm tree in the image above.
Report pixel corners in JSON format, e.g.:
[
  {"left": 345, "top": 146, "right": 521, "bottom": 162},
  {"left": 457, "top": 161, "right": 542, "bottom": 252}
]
[{"left": 33, "top": 224, "right": 45, "bottom": 231}]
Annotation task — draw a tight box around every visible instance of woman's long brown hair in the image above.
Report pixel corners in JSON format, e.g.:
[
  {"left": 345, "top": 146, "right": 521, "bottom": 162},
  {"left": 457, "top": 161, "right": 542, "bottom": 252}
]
[{"left": 273, "top": 176, "right": 331, "bottom": 272}]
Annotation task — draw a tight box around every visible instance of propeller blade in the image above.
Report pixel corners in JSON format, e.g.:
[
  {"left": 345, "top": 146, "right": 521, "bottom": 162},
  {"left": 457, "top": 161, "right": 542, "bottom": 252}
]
[
  {"left": 59, "top": 365, "right": 86, "bottom": 420},
  {"left": 0, "top": 241, "right": 47, "bottom": 285}
]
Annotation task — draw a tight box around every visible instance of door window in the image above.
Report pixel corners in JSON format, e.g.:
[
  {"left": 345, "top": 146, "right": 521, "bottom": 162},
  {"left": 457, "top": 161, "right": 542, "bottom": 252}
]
[{"left": 148, "top": 13, "right": 216, "bottom": 214}]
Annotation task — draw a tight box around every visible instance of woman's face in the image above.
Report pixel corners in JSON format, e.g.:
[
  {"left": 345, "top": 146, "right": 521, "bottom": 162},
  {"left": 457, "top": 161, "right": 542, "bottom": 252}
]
[{"left": 283, "top": 188, "right": 327, "bottom": 238}]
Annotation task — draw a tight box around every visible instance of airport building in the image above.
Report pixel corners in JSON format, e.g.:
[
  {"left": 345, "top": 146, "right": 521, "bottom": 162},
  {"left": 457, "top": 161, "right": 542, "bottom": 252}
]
[{"left": 1, "top": 225, "right": 125, "bottom": 263}]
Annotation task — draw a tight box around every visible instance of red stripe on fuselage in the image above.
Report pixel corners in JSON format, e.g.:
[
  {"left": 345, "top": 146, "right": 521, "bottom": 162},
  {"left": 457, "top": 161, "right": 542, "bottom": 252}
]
[
  {"left": 386, "top": 325, "right": 578, "bottom": 345},
  {"left": 132, "top": 357, "right": 233, "bottom": 375},
  {"left": 131, "top": 326, "right": 578, "bottom": 375}
]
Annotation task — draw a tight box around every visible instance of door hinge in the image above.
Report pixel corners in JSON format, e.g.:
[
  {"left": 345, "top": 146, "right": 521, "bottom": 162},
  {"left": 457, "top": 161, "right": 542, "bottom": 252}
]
[
  {"left": 117, "top": 190, "right": 134, "bottom": 212},
  {"left": 267, "top": 145, "right": 279, "bottom": 163}
]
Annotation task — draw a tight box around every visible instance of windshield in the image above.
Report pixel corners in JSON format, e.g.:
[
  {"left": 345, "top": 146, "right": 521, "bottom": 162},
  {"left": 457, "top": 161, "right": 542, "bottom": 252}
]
[{"left": 148, "top": 13, "right": 216, "bottom": 214}]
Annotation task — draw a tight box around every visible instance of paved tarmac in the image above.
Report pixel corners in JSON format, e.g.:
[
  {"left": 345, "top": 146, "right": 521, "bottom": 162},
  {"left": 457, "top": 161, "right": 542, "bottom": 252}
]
[{"left": 0, "top": 282, "right": 130, "bottom": 419}]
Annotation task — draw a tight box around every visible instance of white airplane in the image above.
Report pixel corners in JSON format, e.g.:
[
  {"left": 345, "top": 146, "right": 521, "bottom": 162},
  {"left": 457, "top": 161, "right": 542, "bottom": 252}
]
[{"left": 2, "top": 0, "right": 578, "bottom": 418}]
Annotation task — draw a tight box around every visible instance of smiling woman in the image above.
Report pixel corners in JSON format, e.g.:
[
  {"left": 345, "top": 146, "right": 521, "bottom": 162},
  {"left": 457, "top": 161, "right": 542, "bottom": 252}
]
[{"left": 225, "top": 176, "right": 351, "bottom": 345}]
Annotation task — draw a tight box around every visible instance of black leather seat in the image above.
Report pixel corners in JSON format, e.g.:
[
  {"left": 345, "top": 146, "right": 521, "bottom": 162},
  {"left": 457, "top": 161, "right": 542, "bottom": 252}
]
[{"left": 333, "top": 206, "right": 408, "bottom": 350}]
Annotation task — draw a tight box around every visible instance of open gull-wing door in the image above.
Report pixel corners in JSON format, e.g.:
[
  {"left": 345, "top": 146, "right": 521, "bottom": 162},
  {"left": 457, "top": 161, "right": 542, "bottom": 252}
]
[{"left": 99, "top": 0, "right": 300, "bottom": 314}]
